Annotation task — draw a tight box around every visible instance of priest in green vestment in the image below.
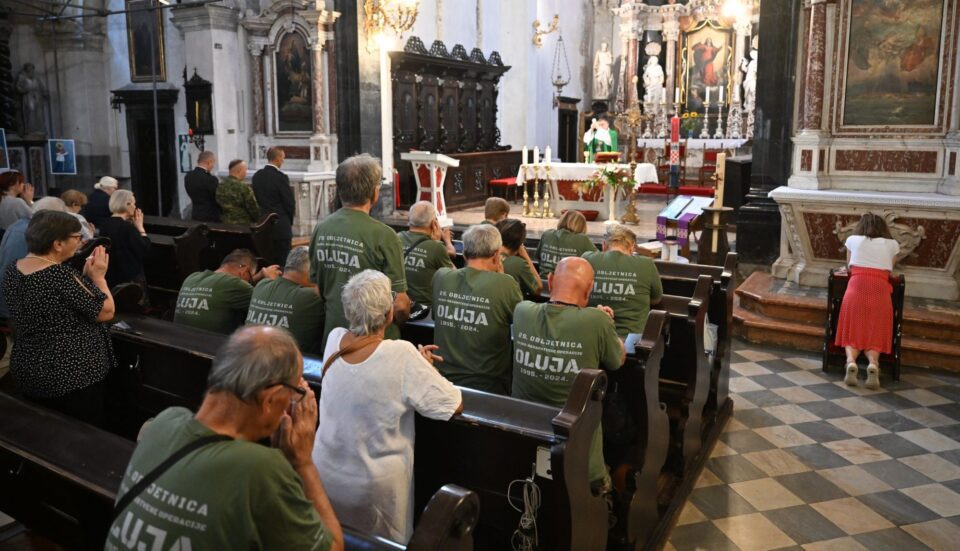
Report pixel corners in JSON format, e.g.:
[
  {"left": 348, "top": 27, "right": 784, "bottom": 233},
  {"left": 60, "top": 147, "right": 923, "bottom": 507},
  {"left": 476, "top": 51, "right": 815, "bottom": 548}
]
[{"left": 583, "top": 118, "right": 618, "bottom": 163}]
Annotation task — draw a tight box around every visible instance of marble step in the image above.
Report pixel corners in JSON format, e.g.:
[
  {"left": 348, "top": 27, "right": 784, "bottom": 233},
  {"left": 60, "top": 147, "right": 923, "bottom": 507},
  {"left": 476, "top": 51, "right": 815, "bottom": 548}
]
[
  {"left": 733, "top": 272, "right": 960, "bottom": 372},
  {"left": 735, "top": 272, "right": 960, "bottom": 342}
]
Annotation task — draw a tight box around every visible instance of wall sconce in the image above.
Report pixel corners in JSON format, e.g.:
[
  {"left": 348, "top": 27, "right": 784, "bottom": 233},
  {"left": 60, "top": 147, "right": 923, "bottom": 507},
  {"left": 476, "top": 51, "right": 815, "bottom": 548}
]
[
  {"left": 364, "top": 0, "right": 420, "bottom": 50},
  {"left": 183, "top": 68, "right": 213, "bottom": 151},
  {"left": 532, "top": 14, "right": 559, "bottom": 48}
]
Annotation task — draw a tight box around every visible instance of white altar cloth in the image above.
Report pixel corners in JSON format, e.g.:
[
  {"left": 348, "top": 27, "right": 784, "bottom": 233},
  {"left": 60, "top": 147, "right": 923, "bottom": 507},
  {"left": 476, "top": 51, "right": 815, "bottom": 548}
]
[{"left": 515, "top": 162, "right": 659, "bottom": 188}]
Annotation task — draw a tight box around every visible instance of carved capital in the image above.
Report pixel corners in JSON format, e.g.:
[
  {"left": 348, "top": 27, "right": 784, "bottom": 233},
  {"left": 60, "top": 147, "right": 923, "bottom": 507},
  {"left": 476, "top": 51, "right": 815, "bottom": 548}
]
[
  {"left": 662, "top": 19, "right": 680, "bottom": 42},
  {"left": 247, "top": 42, "right": 266, "bottom": 57}
]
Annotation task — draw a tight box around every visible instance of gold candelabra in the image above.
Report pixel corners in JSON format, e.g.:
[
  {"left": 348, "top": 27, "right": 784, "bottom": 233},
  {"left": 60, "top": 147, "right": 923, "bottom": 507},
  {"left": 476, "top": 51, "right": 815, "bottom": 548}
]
[{"left": 614, "top": 105, "right": 652, "bottom": 226}]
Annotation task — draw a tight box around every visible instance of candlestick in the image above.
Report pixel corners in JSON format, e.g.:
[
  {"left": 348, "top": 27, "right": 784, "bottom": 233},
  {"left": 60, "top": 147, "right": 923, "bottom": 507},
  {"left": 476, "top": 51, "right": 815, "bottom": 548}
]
[
  {"left": 674, "top": 88, "right": 680, "bottom": 105},
  {"left": 718, "top": 86, "right": 724, "bottom": 104},
  {"left": 700, "top": 101, "right": 711, "bottom": 139},
  {"left": 532, "top": 176, "right": 541, "bottom": 217},
  {"left": 705, "top": 86, "right": 711, "bottom": 104},
  {"left": 713, "top": 101, "right": 725, "bottom": 140},
  {"left": 541, "top": 165, "right": 554, "bottom": 218},
  {"left": 642, "top": 102, "right": 654, "bottom": 139}
]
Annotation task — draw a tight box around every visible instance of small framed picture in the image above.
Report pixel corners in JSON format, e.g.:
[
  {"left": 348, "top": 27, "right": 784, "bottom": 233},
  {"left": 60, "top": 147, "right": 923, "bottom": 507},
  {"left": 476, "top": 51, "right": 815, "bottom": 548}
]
[
  {"left": 0, "top": 128, "right": 8, "bottom": 170},
  {"left": 48, "top": 139, "right": 77, "bottom": 175}
]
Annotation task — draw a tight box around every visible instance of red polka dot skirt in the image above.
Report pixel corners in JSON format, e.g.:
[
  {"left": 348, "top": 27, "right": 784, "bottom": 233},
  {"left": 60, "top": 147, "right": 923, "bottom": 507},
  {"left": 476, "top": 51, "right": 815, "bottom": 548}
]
[{"left": 834, "top": 266, "right": 894, "bottom": 355}]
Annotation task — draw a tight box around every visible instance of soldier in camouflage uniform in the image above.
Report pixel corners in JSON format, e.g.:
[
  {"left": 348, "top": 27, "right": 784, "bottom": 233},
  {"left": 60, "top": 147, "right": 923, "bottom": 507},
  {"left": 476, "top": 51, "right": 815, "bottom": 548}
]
[{"left": 216, "top": 159, "right": 261, "bottom": 225}]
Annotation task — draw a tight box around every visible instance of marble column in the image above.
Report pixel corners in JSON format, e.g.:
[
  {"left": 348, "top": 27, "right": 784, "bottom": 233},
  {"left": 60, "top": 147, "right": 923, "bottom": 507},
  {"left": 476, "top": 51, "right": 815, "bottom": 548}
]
[
  {"left": 735, "top": 0, "right": 802, "bottom": 264},
  {"left": 247, "top": 42, "right": 265, "bottom": 135},
  {"left": 732, "top": 19, "right": 750, "bottom": 101},
  {"left": 800, "top": 0, "right": 827, "bottom": 131},
  {"left": 627, "top": 38, "right": 640, "bottom": 107},
  {"left": 662, "top": 18, "right": 679, "bottom": 110},
  {"left": 327, "top": 38, "right": 337, "bottom": 135},
  {"left": 311, "top": 42, "right": 326, "bottom": 135}
]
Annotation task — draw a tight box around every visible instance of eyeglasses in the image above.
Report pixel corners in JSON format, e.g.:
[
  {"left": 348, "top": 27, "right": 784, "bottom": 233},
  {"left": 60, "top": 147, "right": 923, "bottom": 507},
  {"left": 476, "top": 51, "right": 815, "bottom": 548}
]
[
  {"left": 268, "top": 381, "right": 307, "bottom": 404},
  {"left": 391, "top": 290, "right": 398, "bottom": 302},
  {"left": 61, "top": 233, "right": 83, "bottom": 242}
]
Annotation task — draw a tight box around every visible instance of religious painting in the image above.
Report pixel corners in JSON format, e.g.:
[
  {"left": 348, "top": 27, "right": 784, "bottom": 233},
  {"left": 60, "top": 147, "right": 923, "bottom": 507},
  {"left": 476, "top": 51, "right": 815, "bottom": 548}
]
[
  {"left": 48, "top": 139, "right": 76, "bottom": 175},
  {"left": 0, "top": 128, "right": 7, "bottom": 170},
  {"left": 679, "top": 21, "right": 734, "bottom": 113},
  {"left": 274, "top": 31, "right": 313, "bottom": 133},
  {"left": 125, "top": 0, "right": 166, "bottom": 82},
  {"left": 841, "top": 0, "right": 946, "bottom": 127},
  {"left": 178, "top": 134, "right": 192, "bottom": 173}
]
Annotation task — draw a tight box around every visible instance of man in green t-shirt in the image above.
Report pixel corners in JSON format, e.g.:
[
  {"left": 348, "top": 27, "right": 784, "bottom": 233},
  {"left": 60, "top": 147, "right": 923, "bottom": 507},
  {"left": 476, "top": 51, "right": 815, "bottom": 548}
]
[
  {"left": 246, "top": 246, "right": 325, "bottom": 354},
  {"left": 535, "top": 210, "right": 598, "bottom": 277},
  {"left": 174, "top": 249, "right": 281, "bottom": 334},
  {"left": 217, "top": 159, "right": 261, "bottom": 224},
  {"left": 496, "top": 218, "right": 542, "bottom": 298},
  {"left": 512, "top": 257, "right": 625, "bottom": 486},
  {"left": 309, "top": 154, "right": 409, "bottom": 345},
  {"left": 481, "top": 196, "right": 510, "bottom": 225},
  {"left": 583, "top": 224, "right": 662, "bottom": 338},
  {"left": 433, "top": 224, "right": 522, "bottom": 395},
  {"left": 105, "top": 326, "right": 343, "bottom": 551},
  {"left": 398, "top": 201, "right": 455, "bottom": 308}
]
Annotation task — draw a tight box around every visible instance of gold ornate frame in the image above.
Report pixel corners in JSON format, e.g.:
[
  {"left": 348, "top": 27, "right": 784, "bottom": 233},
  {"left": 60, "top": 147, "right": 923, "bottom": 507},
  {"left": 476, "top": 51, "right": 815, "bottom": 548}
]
[
  {"left": 125, "top": 0, "right": 167, "bottom": 83},
  {"left": 678, "top": 20, "right": 734, "bottom": 113}
]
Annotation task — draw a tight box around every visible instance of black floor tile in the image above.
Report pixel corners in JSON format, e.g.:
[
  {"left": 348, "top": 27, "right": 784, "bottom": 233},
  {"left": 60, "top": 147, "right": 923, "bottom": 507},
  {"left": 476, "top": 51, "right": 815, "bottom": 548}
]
[
  {"left": 933, "top": 423, "right": 960, "bottom": 441},
  {"left": 669, "top": 518, "right": 739, "bottom": 551},
  {"left": 861, "top": 434, "right": 931, "bottom": 459},
  {"left": 719, "top": 429, "right": 778, "bottom": 454},
  {"left": 931, "top": 403, "right": 960, "bottom": 421},
  {"left": 688, "top": 484, "right": 757, "bottom": 520},
  {"left": 806, "top": 383, "right": 858, "bottom": 400},
  {"left": 863, "top": 411, "right": 925, "bottom": 433},
  {"left": 791, "top": 421, "right": 854, "bottom": 444},
  {"left": 737, "top": 389, "right": 791, "bottom": 407},
  {"left": 751, "top": 374, "right": 796, "bottom": 389},
  {"left": 940, "top": 449, "right": 960, "bottom": 467},
  {"left": 857, "top": 491, "right": 940, "bottom": 525},
  {"left": 753, "top": 358, "right": 804, "bottom": 374},
  {"left": 704, "top": 455, "right": 768, "bottom": 484},
  {"left": 733, "top": 408, "right": 784, "bottom": 429},
  {"left": 764, "top": 505, "right": 846, "bottom": 544},
  {"left": 859, "top": 459, "right": 934, "bottom": 489},
  {"left": 868, "top": 392, "right": 929, "bottom": 411},
  {"left": 928, "top": 385, "right": 960, "bottom": 403},
  {"left": 788, "top": 444, "right": 852, "bottom": 470},
  {"left": 853, "top": 527, "right": 932, "bottom": 551},
  {"left": 800, "top": 400, "right": 857, "bottom": 420},
  {"left": 774, "top": 471, "right": 849, "bottom": 504}
]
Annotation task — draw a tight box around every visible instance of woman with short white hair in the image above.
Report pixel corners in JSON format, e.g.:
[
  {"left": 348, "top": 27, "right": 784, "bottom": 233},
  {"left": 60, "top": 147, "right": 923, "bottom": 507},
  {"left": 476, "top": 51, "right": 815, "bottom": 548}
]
[
  {"left": 97, "top": 189, "right": 151, "bottom": 289},
  {"left": 82, "top": 176, "right": 118, "bottom": 227},
  {"left": 312, "top": 269, "right": 462, "bottom": 544}
]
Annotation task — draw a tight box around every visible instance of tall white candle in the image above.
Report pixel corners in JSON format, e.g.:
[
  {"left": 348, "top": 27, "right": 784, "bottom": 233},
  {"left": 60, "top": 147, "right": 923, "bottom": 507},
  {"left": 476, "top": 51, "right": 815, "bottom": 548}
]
[
  {"left": 705, "top": 86, "right": 711, "bottom": 103},
  {"left": 662, "top": 88, "right": 667, "bottom": 103},
  {"left": 522, "top": 146, "right": 528, "bottom": 165},
  {"left": 674, "top": 88, "right": 680, "bottom": 104},
  {"left": 533, "top": 146, "right": 540, "bottom": 166},
  {"left": 544, "top": 146, "right": 552, "bottom": 165},
  {"left": 719, "top": 86, "right": 724, "bottom": 103}
]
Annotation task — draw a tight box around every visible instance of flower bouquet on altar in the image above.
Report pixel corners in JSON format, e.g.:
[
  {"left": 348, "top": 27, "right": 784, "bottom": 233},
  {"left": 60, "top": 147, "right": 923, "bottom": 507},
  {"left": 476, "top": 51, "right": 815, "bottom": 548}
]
[
  {"left": 680, "top": 112, "right": 702, "bottom": 139},
  {"left": 584, "top": 163, "right": 637, "bottom": 223}
]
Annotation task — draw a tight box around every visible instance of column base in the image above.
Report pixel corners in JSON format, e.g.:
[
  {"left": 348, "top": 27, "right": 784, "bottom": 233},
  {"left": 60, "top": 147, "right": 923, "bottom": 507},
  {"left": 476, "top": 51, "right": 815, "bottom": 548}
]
[{"left": 307, "top": 134, "right": 339, "bottom": 173}]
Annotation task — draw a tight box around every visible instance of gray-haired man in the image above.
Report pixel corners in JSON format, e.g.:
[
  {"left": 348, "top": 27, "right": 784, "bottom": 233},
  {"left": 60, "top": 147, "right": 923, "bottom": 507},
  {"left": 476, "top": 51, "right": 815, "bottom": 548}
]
[
  {"left": 398, "top": 201, "right": 455, "bottom": 308},
  {"left": 246, "top": 246, "right": 325, "bottom": 354},
  {"left": 308, "top": 154, "right": 409, "bottom": 346},
  {"left": 105, "top": 326, "right": 344, "bottom": 551},
  {"left": 431, "top": 224, "right": 522, "bottom": 395}
]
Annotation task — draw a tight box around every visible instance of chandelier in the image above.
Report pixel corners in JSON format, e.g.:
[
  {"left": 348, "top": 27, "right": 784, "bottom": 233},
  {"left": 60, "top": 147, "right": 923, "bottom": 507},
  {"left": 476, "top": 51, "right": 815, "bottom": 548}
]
[{"left": 364, "top": 0, "right": 419, "bottom": 48}]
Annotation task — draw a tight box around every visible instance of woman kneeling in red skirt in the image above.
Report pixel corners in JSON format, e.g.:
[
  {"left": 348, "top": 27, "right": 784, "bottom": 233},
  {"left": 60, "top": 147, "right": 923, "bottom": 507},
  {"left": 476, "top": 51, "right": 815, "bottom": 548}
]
[{"left": 834, "top": 213, "right": 900, "bottom": 390}]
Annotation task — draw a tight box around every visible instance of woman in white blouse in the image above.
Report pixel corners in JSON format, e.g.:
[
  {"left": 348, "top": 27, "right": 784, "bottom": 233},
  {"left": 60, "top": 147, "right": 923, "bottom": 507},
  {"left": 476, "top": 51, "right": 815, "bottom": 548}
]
[{"left": 313, "top": 269, "right": 463, "bottom": 544}]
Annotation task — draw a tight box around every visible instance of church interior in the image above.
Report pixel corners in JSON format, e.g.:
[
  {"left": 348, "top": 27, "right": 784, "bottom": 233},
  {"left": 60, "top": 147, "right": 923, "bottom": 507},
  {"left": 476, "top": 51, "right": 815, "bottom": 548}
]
[{"left": 0, "top": 0, "right": 959, "bottom": 549}]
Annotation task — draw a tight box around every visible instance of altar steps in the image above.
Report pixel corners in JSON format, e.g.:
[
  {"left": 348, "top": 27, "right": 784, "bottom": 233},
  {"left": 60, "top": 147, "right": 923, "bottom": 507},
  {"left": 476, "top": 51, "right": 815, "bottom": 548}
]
[{"left": 733, "top": 272, "right": 960, "bottom": 373}]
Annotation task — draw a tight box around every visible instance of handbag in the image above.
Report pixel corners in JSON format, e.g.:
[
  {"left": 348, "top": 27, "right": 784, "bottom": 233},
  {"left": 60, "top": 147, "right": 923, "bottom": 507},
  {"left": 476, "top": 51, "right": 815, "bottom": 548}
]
[{"left": 321, "top": 334, "right": 382, "bottom": 378}]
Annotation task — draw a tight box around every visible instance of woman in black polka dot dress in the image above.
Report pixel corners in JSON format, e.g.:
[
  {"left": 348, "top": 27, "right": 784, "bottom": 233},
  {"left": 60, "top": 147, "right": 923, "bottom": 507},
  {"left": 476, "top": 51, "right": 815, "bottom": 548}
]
[{"left": 2, "top": 211, "right": 116, "bottom": 424}]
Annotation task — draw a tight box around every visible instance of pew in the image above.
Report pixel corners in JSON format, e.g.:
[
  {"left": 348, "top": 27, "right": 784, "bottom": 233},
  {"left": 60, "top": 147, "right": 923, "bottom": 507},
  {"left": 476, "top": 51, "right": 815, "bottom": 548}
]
[
  {"left": 657, "top": 275, "right": 712, "bottom": 475},
  {"left": 655, "top": 252, "right": 737, "bottom": 423},
  {"left": 822, "top": 268, "right": 905, "bottom": 381},
  {"left": 0, "top": 389, "right": 478, "bottom": 550},
  {"left": 107, "top": 316, "right": 607, "bottom": 550},
  {"left": 143, "top": 214, "right": 279, "bottom": 270}
]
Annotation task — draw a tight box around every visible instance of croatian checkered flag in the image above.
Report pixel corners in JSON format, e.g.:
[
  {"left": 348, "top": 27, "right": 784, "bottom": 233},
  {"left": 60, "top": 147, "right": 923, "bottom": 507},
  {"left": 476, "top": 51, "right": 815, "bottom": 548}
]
[{"left": 669, "top": 115, "right": 680, "bottom": 191}]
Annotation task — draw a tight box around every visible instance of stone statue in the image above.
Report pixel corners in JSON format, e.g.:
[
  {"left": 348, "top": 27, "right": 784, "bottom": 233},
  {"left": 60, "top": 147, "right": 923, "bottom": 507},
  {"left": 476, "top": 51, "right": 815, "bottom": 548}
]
[
  {"left": 642, "top": 55, "right": 664, "bottom": 104},
  {"left": 741, "top": 48, "right": 758, "bottom": 112},
  {"left": 593, "top": 42, "right": 614, "bottom": 99},
  {"left": 15, "top": 63, "right": 48, "bottom": 138}
]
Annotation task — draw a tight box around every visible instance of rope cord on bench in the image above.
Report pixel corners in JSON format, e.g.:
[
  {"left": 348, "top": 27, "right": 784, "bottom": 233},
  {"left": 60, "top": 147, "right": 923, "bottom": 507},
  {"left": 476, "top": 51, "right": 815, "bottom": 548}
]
[{"left": 508, "top": 464, "right": 541, "bottom": 551}]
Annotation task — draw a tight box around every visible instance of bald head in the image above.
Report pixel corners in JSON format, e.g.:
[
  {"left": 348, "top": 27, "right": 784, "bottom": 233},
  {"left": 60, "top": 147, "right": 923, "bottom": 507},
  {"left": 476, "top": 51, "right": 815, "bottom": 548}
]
[{"left": 548, "top": 257, "right": 595, "bottom": 307}]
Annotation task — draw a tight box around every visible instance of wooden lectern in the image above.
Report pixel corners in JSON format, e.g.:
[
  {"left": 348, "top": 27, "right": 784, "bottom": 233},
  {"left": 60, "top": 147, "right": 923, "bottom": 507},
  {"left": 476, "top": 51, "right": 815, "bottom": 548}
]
[{"left": 400, "top": 151, "right": 461, "bottom": 227}]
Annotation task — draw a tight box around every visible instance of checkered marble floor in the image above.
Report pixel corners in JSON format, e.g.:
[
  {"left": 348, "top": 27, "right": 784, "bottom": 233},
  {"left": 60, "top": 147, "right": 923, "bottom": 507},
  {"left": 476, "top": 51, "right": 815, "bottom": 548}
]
[{"left": 667, "top": 339, "right": 960, "bottom": 551}]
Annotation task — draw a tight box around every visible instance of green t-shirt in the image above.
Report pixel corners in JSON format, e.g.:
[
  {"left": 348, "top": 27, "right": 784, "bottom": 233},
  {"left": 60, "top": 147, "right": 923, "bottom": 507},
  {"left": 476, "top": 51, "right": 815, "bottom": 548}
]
[
  {"left": 432, "top": 267, "right": 522, "bottom": 395},
  {"left": 246, "top": 277, "right": 325, "bottom": 355},
  {"left": 511, "top": 301, "right": 623, "bottom": 482},
  {"left": 583, "top": 250, "right": 663, "bottom": 338},
  {"left": 502, "top": 254, "right": 541, "bottom": 297},
  {"left": 535, "top": 229, "right": 597, "bottom": 276},
  {"left": 105, "top": 407, "right": 332, "bottom": 551},
  {"left": 174, "top": 270, "right": 253, "bottom": 334},
  {"left": 309, "top": 208, "right": 407, "bottom": 344},
  {"left": 398, "top": 230, "right": 454, "bottom": 307}
]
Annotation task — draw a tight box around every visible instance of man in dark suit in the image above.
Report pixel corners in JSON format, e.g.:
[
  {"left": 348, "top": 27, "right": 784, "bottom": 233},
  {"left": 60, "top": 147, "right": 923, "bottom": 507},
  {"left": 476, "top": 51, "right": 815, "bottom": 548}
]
[
  {"left": 185, "top": 150, "right": 221, "bottom": 222},
  {"left": 252, "top": 146, "right": 295, "bottom": 266}
]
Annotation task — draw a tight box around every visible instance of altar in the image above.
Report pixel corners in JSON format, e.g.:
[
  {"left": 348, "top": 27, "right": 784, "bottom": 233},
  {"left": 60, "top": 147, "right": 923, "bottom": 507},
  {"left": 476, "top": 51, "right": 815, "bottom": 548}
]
[{"left": 515, "top": 162, "right": 659, "bottom": 221}]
